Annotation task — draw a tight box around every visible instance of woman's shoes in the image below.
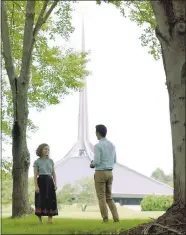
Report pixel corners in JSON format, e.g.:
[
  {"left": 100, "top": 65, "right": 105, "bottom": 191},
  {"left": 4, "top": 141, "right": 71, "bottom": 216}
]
[
  {"left": 37, "top": 216, "right": 54, "bottom": 224},
  {"left": 47, "top": 221, "right": 54, "bottom": 224},
  {"left": 38, "top": 216, "right": 42, "bottom": 223}
]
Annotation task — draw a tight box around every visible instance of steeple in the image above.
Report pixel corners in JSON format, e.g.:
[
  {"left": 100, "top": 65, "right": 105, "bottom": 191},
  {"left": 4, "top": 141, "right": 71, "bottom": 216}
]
[
  {"left": 55, "top": 18, "right": 94, "bottom": 164},
  {"left": 78, "top": 18, "right": 89, "bottom": 146}
]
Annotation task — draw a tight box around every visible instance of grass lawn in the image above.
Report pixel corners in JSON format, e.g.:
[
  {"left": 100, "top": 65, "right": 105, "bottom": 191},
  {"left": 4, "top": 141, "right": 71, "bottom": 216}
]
[
  {"left": 2, "top": 204, "right": 164, "bottom": 219},
  {"left": 2, "top": 216, "right": 151, "bottom": 234},
  {"left": 2, "top": 205, "right": 164, "bottom": 234}
]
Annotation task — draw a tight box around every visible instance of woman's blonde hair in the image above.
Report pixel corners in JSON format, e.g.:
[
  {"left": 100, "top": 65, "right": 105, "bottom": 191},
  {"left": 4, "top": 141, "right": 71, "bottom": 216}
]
[{"left": 36, "top": 143, "right": 49, "bottom": 157}]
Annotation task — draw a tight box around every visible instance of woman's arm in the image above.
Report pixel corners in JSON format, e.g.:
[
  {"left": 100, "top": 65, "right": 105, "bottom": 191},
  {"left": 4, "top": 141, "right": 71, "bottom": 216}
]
[
  {"left": 52, "top": 167, "right": 57, "bottom": 187},
  {"left": 34, "top": 167, "right": 39, "bottom": 190}
]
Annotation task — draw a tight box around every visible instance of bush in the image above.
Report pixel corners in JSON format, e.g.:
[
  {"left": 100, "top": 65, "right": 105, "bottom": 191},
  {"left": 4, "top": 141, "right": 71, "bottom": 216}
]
[{"left": 141, "top": 194, "right": 173, "bottom": 211}]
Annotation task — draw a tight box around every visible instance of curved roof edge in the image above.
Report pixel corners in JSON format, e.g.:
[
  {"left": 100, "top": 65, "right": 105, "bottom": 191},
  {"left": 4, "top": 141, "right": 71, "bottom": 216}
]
[{"left": 116, "top": 162, "right": 173, "bottom": 190}]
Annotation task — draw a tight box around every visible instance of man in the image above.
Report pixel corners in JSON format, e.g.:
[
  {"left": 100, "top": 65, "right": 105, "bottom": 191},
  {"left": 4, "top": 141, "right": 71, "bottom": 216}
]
[{"left": 90, "top": 124, "right": 119, "bottom": 223}]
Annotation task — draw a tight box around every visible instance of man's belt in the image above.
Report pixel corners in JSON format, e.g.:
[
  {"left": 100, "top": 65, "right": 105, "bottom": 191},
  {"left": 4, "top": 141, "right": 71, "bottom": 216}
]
[{"left": 96, "top": 169, "right": 113, "bottom": 171}]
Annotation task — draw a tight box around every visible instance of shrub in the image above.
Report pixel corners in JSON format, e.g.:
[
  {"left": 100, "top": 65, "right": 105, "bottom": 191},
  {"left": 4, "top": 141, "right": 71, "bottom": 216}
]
[{"left": 141, "top": 194, "right": 173, "bottom": 211}]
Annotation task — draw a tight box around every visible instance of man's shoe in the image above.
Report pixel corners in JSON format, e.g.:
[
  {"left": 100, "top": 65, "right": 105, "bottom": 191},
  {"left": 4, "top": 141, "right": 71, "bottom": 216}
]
[
  {"left": 102, "top": 219, "right": 109, "bottom": 223},
  {"left": 114, "top": 220, "right": 119, "bottom": 223}
]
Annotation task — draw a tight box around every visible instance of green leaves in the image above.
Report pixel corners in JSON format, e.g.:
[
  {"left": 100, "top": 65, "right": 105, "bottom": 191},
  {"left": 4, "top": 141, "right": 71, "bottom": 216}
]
[
  {"left": 96, "top": 0, "right": 160, "bottom": 60},
  {"left": 57, "top": 177, "right": 97, "bottom": 210},
  {"left": 28, "top": 49, "right": 88, "bottom": 111},
  {"left": 2, "top": 1, "right": 89, "bottom": 139},
  {"left": 2, "top": 77, "right": 13, "bottom": 142},
  {"left": 141, "top": 195, "right": 173, "bottom": 211},
  {"left": 57, "top": 183, "right": 77, "bottom": 205},
  {"left": 2, "top": 176, "right": 35, "bottom": 205},
  {"left": 50, "top": 1, "right": 75, "bottom": 40},
  {"left": 75, "top": 177, "right": 97, "bottom": 207},
  {"left": 151, "top": 168, "right": 173, "bottom": 187},
  {"left": 124, "top": 1, "right": 160, "bottom": 60},
  {"left": 2, "top": 180, "right": 12, "bottom": 205},
  {"left": 1, "top": 157, "right": 12, "bottom": 181},
  {"left": 96, "top": 0, "right": 125, "bottom": 16}
]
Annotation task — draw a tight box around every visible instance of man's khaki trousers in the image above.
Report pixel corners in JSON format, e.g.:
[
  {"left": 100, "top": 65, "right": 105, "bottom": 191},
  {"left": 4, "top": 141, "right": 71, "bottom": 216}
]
[{"left": 94, "top": 170, "right": 119, "bottom": 221}]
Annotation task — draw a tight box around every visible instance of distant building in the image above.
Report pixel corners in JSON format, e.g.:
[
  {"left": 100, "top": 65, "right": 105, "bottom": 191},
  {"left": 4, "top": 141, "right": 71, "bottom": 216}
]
[{"left": 55, "top": 20, "right": 173, "bottom": 206}]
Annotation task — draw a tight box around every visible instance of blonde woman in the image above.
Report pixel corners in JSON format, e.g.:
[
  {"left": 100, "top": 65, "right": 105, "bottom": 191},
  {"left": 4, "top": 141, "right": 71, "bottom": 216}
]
[{"left": 33, "top": 143, "right": 58, "bottom": 224}]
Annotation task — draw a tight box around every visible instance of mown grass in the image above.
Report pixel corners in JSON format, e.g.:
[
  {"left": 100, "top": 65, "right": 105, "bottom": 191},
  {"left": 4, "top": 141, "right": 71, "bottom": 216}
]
[
  {"left": 2, "top": 204, "right": 164, "bottom": 219},
  {"left": 2, "top": 216, "right": 150, "bottom": 234}
]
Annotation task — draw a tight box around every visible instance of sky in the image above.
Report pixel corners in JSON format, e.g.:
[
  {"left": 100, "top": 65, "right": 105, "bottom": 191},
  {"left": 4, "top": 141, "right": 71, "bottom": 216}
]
[{"left": 3, "top": 1, "right": 173, "bottom": 177}]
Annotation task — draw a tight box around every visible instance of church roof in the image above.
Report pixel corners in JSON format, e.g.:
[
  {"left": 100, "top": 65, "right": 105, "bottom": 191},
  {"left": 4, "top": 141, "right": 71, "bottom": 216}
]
[{"left": 55, "top": 155, "right": 173, "bottom": 196}]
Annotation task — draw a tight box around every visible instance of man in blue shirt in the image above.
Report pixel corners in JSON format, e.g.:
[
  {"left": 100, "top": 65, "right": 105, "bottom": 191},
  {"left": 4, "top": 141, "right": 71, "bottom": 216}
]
[{"left": 90, "top": 124, "right": 119, "bottom": 223}]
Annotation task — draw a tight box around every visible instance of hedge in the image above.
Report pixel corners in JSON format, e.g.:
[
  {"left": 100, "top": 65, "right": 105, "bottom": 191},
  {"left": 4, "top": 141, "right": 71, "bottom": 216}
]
[{"left": 141, "top": 194, "right": 173, "bottom": 211}]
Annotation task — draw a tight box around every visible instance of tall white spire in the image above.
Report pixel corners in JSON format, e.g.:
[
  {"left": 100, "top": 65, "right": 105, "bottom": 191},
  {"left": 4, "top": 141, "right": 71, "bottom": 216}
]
[{"left": 78, "top": 18, "right": 89, "bottom": 145}]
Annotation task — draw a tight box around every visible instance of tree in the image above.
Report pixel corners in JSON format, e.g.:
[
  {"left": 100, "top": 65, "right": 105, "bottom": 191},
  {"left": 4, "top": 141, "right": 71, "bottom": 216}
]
[
  {"left": 27, "top": 177, "right": 35, "bottom": 206},
  {"left": 96, "top": 0, "right": 185, "bottom": 233},
  {"left": 1, "top": 156, "right": 12, "bottom": 181},
  {"left": 151, "top": 168, "right": 167, "bottom": 183},
  {"left": 166, "top": 171, "right": 174, "bottom": 187},
  {"left": 57, "top": 177, "right": 97, "bottom": 212},
  {"left": 2, "top": 0, "right": 88, "bottom": 217},
  {"left": 2, "top": 176, "right": 35, "bottom": 207},
  {"left": 57, "top": 183, "right": 77, "bottom": 206},
  {"left": 2, "top": 180, "right": 12, "bottom": 205},
  {"left": 75, "top": 177, "right": 97, "bottom": 212},
  {"left": 2, "top": 1, "right": 89, "bottom": 141},
  {"left": 151, "top": 168, "right": 173, "bottom": 187}
]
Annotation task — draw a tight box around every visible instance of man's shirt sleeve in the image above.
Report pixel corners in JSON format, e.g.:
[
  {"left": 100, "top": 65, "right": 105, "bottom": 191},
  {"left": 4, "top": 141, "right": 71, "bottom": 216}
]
[
  {"left": 92, "top": 144, "right": 101, "bottom": 166},
  {"left": 114, "top": 146, "right": 117, "bottom": 163},
  {"left": 114, "top": 151, "right": 117, "bottom": 163}
]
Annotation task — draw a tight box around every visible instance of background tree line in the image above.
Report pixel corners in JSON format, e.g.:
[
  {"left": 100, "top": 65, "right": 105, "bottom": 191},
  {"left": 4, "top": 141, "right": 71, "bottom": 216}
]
[
  {"left": 151, "top": 168, "right": 173, "bottom": 187},
  {"left": 2, "top": 158, "right": 97, "bottom": 212},
  {"left": 2, "top": 158, "right": 172, "bottom": 210}
]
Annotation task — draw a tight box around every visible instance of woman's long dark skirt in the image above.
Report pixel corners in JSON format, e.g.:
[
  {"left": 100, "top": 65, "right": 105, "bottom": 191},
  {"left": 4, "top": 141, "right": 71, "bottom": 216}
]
[{"left": 35, "top": 175, "right": 58, "bottom": 216}]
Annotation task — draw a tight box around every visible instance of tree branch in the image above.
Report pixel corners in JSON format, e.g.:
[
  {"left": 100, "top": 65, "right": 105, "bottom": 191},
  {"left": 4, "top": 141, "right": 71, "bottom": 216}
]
[
  {"left": 20, "top": 0, "right": 36, "bottom": 83},
  {"left": 19, "top": 0, "right": 60, "bottom": 83},
  {"left": 33, "top": 0, "right": 49, "bottom": 38},
  {"left": 33, "top": 0, "right": 60, "bottom": 39},
  {"left": 150, "top": 0, "right": 171, "bottom": 42},
  {"left": 1, "top": 1, "right": 16, "bottom": 86},
  {"left": 13, "top": 1, "right": 26, "bottom": 16},
  {"left": 43, "top": 0, "right": 60, "bottom": 24}
]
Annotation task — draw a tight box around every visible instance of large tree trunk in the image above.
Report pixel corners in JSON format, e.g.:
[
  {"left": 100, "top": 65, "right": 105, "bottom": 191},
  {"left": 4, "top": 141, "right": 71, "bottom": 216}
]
[
  {"left": 151, "top": 0, "right": 185, "bottom": 209},
  {"left": 11, "top": 78, "right": 31, "bottom": 217},
  {"left": 10, "top": 0, "right": 36, "bottom": 217},
  {"left": 1, "top": 0, "right": 35, "bottom": 218}
]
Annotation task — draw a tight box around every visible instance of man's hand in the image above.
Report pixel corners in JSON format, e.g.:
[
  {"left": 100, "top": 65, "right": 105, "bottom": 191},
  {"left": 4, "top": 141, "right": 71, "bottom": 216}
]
[
  {"left": 35, "top": 185, "right": 39, "bottom": 193},
  {"left": 90, "top": 160, "right": 95, "bottom": 168}
]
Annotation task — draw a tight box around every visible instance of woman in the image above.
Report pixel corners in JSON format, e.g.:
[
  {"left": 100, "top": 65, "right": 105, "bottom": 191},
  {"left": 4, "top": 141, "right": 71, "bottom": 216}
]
[{"left": 33, "top": 143, "right": 58, "bottom": 224}]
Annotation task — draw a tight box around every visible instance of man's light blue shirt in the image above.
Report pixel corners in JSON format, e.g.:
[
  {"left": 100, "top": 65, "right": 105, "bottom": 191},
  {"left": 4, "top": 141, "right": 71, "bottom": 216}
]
[{"left": 92, "top": 138, "right": 116, "bottom": 170}]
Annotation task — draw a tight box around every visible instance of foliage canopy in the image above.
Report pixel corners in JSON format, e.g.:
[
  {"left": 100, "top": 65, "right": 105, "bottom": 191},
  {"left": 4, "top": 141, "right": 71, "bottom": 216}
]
[{"left": 2, "top": 1, "right": 89, "bottom": 140}]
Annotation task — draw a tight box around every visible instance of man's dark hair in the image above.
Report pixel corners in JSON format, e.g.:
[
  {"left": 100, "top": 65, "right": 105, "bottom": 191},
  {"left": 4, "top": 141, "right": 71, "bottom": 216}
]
[{"left": 96, "top": 124, "right": 107, "bottom": 137}]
